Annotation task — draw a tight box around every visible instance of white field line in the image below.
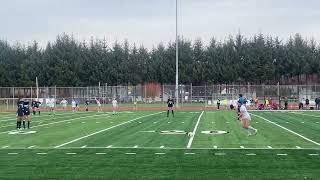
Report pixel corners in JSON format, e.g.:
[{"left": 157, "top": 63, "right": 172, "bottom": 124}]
[
  {"left": 8, "top": 153, "right": 18, "bottom": 155},
  {"left": 0, "top": 113, "right": 107, "bottom": 135},
  {"left": 213, "top": 146, "right": 218, "bottom": 149},
  {"left": 251, "top": 113, "right": 320, "bottom": 146},
  {"left": 81, "top": 145, "right": 87, "bottom": 148},
  {"left": 160, "top": 146, "right": 164, "bottom": 148},
  {"left": 36, "top": 152, "right": 48, "bottom": 155},
  {"left": 267, "top": 146, "right": 273, "bottom": 149},
  {"left": 54, "top": 112, "right": 162, "bottom": 148},
  {"left": 309, "top": 154, "right": 319, "bottom": 156},
  {"left": 277, "top": 153, "right": 288, "bottom": 156},
  {"left": 246, "top": 153, "right": 256, "bottom": 156},
  {"left": 66, "top": 152, "right": 77, "bottom": 155},
  {"left": 106, "top": 145, "right": 113, "bottom": 148},
  {"left": 187, "top": 111, "right": 204, "bottom": 148},
  {"left": 184, "top": 152, "right": 195, "bottom": 155},
  {"left": 214, "top": 153, "right": 226, "bottom": 156},
  {"left": 289, "top": 112, "right": 320, "bottom": 118},
  {"left": 240, "top": 146, "right": 244, "bottom": 149},
  {"left": 155, "top": 153, "right": 165, "bottom": 155},
  {"left": 95, "top": 152, "right": 106, "bottom": 155},
  {"left": 125, "top": 153, "right": 136, "bottom": 155},
  {"left": 1, "top": 146, "right": 320, "bottom": 150},
  {"left": 2, "top": 146, "right": 9, "bottom": 148},
  {"left": 249, "top": 110, "right": 320, "bottom": 112},
  {"left": 27, "top": 145, "right": 36, "bottom": 149}
]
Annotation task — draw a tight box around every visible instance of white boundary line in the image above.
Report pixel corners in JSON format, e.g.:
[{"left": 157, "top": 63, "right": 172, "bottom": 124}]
[
  {"left": 54, "top": 112, "right": 162, "bottom": 148},
  {"left": 289, "top": 112, "right": 320, "bottom": 118},
  {"left": 187, "top": 111, "right": 204, "bottom": 148},
  {"left": 0, "top": 113, "right": 108, "bottom": 135},
  {"left": 251, "top": 113, "right": 320, "bottom": 146},
  {"left": 249, "top": 110, "right": 320, "bottom": 112}
]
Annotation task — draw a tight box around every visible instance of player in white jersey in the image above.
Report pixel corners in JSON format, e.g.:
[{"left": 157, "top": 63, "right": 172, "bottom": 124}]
[
  {"left": 71, "top": 99, "right": 77, "bottom": 112},
  {"left": 60, "top": 98, "right": 68, "bottom": 111},
  {"left": 47, "top": 98, "right": 55, "bottom": 115},
  {"left": 95, "top": 98, "right": 102, "bottom": 112},
  {"left": 112, "top": 98, "right": 118, "bottom": 115},
  {"left": 239, "top": 101, "right": 257, "bottom": 136}
]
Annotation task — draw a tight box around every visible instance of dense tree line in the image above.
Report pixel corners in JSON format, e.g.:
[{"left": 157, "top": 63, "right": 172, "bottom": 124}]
[{"left": 0, "top": 33, "right": 319, "bottom": 86}]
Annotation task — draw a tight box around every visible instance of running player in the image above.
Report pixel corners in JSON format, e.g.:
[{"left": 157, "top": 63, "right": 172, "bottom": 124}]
[
  {"left": 167, "top": 96, "right": 174, "bottom": 117},
  {"left": 239, "top": 101, "right": 257, "bottom": 136},
  {"left": 32, "top": 99, "right": 41, "bottom": 115},
  {"left": 112, "top": 98, "right": 118, "bottom": 115},
  {"left": 16, "top": 98, "right": 24, "bottom": 130},
  {"left": 60, "top": 98, "right": 68, "bottom": 111},
  {"left": 72, "top": 99, "right": 77, "bottom": 112},
  {"left": 95, "top": 98, "right": 102, "bottom": 112},
  {"left": 23, "top": 100, "right": 31, "bottom": 129}
]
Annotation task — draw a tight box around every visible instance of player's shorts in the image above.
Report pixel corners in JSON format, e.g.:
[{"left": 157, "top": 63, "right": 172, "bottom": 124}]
[
  {"left": 98, "top": 104, "right": 101, "bottom": 107},
  {"left": 241, "top": 115, "right": 251, "bottom": 121},
  {"left": 167, "top": 106, "right": 173, "bottom": 110},
  {"left": 33, "top": 105, "right": 39, "bottom": 109},
  {"left": 62, "top": 104, "right": 67, "bottom": 108}
]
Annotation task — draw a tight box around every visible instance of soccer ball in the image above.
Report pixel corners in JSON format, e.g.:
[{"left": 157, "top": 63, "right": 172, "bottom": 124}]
[{"left": 187, "top": 132, "right": 194, "bottom": 137}]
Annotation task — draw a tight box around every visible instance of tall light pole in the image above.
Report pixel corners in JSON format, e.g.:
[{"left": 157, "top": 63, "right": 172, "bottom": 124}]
[{"left": 175, "top": 0, "right": 179, "bottom": 107}]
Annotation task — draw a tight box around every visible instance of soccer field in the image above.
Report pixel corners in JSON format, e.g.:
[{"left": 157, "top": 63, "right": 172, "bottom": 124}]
[{"left": 0, "top": 110, "right": 320, "bottom": 179}]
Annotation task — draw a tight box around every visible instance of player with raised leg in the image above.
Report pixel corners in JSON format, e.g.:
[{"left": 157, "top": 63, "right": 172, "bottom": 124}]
[{"left": 239, "top": 101, "right": 257, "bottom": 136}]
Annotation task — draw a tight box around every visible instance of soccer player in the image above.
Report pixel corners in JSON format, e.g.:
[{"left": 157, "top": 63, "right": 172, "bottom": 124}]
[
  {"left": 217, "top": 99, "right": 221, "bottom": 110},
  {"left": 60, "top": 98, "right": 68, "bottom": 111},
  {"left": 95, "top": 98, "right": 102, "bottom": 112},
  {"left": 16, "top": 98, "right": 24, "bottom": 130},
  {"left": 305, "top": 98, "right": 310, "bottom": 110},
  {"left": 112, "top": 98, "right": 118, "bottom": 115},
  {"left": 72, "top": 99, "right": 77, "bottom": 112},
  {"left": 239, "top": 101, "right": 257, "bottom": 136},
  {"left": 48, "top": 99, "right": 55, "bottom": 115},
  {"left": 167, "top": 96, "right": 174, "bottom": 117},
  {"left": 32, "top": 99, "right": 41, "bottom": 115},
  {"left": 85, "top": 99, "right": 90, "bottom": 111},
  {"left": 237, "top": 94, "right": 244, "bottom": 120},
  {"left": 22, "top": 100, "right": 31, "bottom": 129}
]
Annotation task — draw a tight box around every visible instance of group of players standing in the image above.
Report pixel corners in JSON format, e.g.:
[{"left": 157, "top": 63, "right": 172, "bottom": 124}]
[{"left": 16, "top": 98, "right": 41, "bottom": 130}]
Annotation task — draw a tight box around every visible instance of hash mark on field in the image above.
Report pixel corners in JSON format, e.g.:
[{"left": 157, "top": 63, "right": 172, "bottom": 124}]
[
  {"left": 240, "top": 146, "right": 244, "bottom": 149},
  {"left": 182, "top": 122, "right": 185, "bottom": 124},
  {"left": 226, "top": 122, "right": 230, "bottom": 123},
  {"left": 153, "top": 122, "right": 158, "bottom": 124},
  {"left": 184, "top": 152, "right": 195, "bottom": 155},
  {"left": 2, "top": 146, "right": 9, "bottom": 149},
  {"left": 28, "top": 145, "right": 36, "bottom": 149},
  {"left": 81, "top": 122, "right": 85, "bottom": 124},
  {"left": 309, "top": 154, "right": 319, "bottom": 156},
  {"left": 168, "top": 122, "right": 171, "bottom": 123},
  {"left": 155, "top": 153, "right": 165, "bottom": 155},
  {"left": 36, "top": 152, "right": 48, "bottom": 155},
  {"left": 160, "top": 146, "right": 164, "bottom": 148},
  {"left": 301, "top": 122, "right": 305, "bottom": 124},
  {"left": 213, "top": 146, "right": 218, "bottom": 149},
  {"left": 246, "top": 153, "right": 256, "bottom": 156},
  {"left": 95, "top": 153, "right": 106, "bottom": 155},
  {"left": 106, "top": 145, "right": 113, "bottom": 148},
  {"left": 296, "top": 146, "right": 302, "bottom": 149},
  {"left": 267, "top": 146, "right": 273, "bottom": 149},
  {"left": 8, "top": 153, "right": 18, "bottom": 155},
  {"left": 277, "top": 154, "right": 288, "bottom": 156},
  {"left": 316, "top": 122, "right": 319, "bottom": 124},
  {"left": 133, "top": 145, "right": 138, "bottom": 148},
  {"left": 66, "top": 153, "right": 77, "bottom": 155},
  {"left": 286, "top": 122, "right": 289, "bottom": 123},
  {"left": 95, "top": 122, "right": 100, "bottom": 123},
  {"left": 214, "top": 153, "right": 225, "bottom": 156},
  {"left": 81, "top": 145, "right": 87, "bottom": 148},
  {"left": 125, "top": 153, "right": 136, "bottom": 155}
]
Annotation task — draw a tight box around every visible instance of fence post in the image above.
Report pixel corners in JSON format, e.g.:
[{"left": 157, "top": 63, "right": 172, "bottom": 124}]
[
  {"left": 190, "top": 83, "right": 192, "bottom": 104},
  {"left": 12, "top": 87, "right": 14, "bottom": 109},
  {"left": 144, "top": 84, "right": 147, "bottom": 104}
]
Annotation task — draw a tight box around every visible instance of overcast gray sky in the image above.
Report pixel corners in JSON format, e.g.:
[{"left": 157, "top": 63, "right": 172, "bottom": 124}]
[{"left": 1, "top": 0, "right": 320, "bottom": 49}]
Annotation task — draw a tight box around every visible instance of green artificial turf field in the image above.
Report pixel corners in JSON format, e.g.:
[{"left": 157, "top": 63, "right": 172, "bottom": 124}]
[{"left": 0, "top": 109, "right": 319, "bottom": 179}]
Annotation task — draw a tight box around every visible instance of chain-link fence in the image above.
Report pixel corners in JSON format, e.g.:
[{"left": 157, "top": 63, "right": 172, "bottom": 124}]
[{"left": 0, "top": 84, "right": 319, "bottom": 110}]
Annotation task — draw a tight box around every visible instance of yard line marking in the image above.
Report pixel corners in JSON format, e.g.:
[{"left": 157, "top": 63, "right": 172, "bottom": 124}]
[
  {"left": 296, "top": 146, "right": 301, "bottom": 149},
  {"left": 133, "top": 145, "right": 138, "bottom": 148},
  {"left": 308, "top": 154, "right": 319, "bottom": 156},
  {"left": 301, "top": 122, "right": 305, "bottom": 124},
  {"left": 160, "top": 146, "right": 164, "bottom": 148},
  {"left": 184, "top": 152, "right": 195, "bottom": 155},
  {"left": 28, "top": 145, "right": 36, "bottom": 149},
  {"left": 155, "top": 153, "right": 165, "bottom": 155},
  {"left": 277, "top": 154, "right": 288, "bottom": 156},
  {"left": 81, "top": 145, "right": 87, "bottom": 148},
  {"left": 95, "top": 153, "right": 106, "bottom": 155},
  {"left": 240, "top": 146, "right": 244, "bottom": 149},
  {"left": 182, "top": 122, "right": 185, "bottom": 124},
  {"left": 36, "top": 152, "right": 48, "bottom": 155},
  {"left": 8, "top": 153, "right": 18, "bottom": 155},
  {"left": 187, "top": 111, "right": 204, "bottom": 148},
  {"left": 106, "top": 145, "right": 113, "bottom": 148},
  {"left": 55, "top": 112, "right": 162, "bottom": 148},
  {"left": 215, "top": 153, "right": 226, "bottom": 156},
  {"left": 316, "top": 122, "right": 319, "bottom": 124},
  {"left": 246, "top": 153, "right": 256, "bottom": 156},
  {"left": 267, "top": 146, "right": 273, "bottom": 149},
  {"left": 251, "top": 114, "right": 320, "bottom": 146},
  {"left": 290, "top": 112, "right": 320, "bottom": 118},
  {"left": 125, "top": 153, "right": 136, "bottom": 155},
  {"left": 66, "top": 153, "right": 77, "bottom": 155},
  {"left": 213, "top": 146, "right": 218, "bottom": 149},
  {"left": 226, "top": 122, "right": 230, "bottom": 123},
  {"left": 0, "top": 113, "right": 108, "bottom": 135},
  {"left": 2, "top": 146, "right": 9, "bottom": 149}
]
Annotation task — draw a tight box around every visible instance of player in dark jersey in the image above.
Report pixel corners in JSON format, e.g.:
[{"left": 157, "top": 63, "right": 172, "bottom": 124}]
[
  {"left": 23, "top": 100, "right": 31, "bottom": 129},
  {"left": 16, "top": 99, "right": 24, "bottom": 130},
  {"left": 85, "top": 99, "right": 90, "bottom": 111},
  {"left": 32, "top": 99, "right": 41, "bottom": 115},
  {"left": 167, "top": 96, "right": 174, "bottom": 117}
]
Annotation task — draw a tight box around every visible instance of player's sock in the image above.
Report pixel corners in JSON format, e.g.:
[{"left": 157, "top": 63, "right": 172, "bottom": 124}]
[
  {"left": 27, "top": 121, "right": 30, "bottom": 129},
  {"left": 243, "top": 127, "right": 251, "bottom": 135},
  {"left": 33, "top": 111, "right": 36, "bottom": 115},
  {"left": 16, "top": 121, "right": 19, "bottom": 129},
  {"left": 18, "top": 121, "right": 21, "bottom": 129},
  {"left": 167, "top": 110, "right": 169, "bottom": 117},
  {"left": 172, "top": 110, "right": 174, "bottom": 117},
  {"left": 22, "top": 121, "right": 26, "bottom": 129},
  {"left": 38, "top": 111, "right": 40, "bottom": 115}
]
